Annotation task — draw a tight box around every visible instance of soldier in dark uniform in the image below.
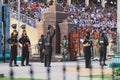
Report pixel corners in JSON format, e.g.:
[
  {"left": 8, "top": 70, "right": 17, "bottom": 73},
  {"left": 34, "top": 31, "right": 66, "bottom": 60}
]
[
  {"left": 38, "top": 35, "right": 45, "bottom": 62},
  {"left": 104, "top": 32, "right": 109, "bottom": 60},
  {"left": 83, "top": 32, "right": 92, "bottom": 68},
  {"left": 98, "top": 33, "right": 107, "bottom": 66},
  {"left": 8, "top": 24, "right": 19, "bottom": 67},
  {"left": 44, "top": 25, "right": 56, "bottom": 67},
  {"left": 19, "top": 30, "right": 31, "bottom": 66}
]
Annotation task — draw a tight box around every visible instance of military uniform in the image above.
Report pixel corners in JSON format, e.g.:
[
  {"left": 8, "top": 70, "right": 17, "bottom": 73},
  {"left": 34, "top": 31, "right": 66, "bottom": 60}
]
[
  {"left": 92, "top": 38, "right": 100, "bottom": 60},
  {"left": 61, "top": 38, "right": 68, "bottom": 61},
  {"left": 98, "top": 33, "right": 107, "bottom": 66},
  {"left": 104, "top": 35, "right": 108, "bottom": 60},
  {"left": 8, "top": 33, "right": 18, "bottom": 67},
  {"left": 83, "top": 32, "right": 92, "bottom": 68},
  {"left": 44, "top": 28, "right": 55, "bottom": 67},
  {"left": 38, "top": 35, "right": 45, "bottom": 62},
  {"left": 19, "top": 34, "right": 31, "bottom": 66}
]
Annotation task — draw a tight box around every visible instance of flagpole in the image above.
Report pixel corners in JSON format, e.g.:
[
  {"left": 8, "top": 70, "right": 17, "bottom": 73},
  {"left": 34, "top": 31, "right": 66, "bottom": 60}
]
[
  {"left": 17, "top": 0, "right": 21, "bottom": 60},
  {"left": 1, "top": 0, "right": 3, "bottom": 4}
]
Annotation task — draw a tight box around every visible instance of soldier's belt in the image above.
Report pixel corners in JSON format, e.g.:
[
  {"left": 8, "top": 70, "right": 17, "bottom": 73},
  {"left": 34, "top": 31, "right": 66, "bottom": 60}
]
[{"left": 45, "top": 43, "right": 51, "bottom": 46}]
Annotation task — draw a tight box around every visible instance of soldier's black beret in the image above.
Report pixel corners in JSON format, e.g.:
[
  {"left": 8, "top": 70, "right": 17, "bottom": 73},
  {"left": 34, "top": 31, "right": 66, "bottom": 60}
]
[
  {"left": 21, "top": 24, "right": 26, "bottom": 29},
  {"left": 48, "top": 25, "right": 52, "bottom": 30},
  {"left": 11, "top": 24, "right": 17, "bottom": 29}
]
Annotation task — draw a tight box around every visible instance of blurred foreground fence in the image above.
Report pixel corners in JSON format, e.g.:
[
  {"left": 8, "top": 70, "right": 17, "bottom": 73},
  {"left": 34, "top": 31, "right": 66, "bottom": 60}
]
[{"left": 8, "top": 61, "right": 120, "bottom": 80}]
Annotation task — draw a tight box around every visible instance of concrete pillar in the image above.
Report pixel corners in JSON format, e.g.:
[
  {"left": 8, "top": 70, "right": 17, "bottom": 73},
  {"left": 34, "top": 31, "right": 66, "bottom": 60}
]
[
  {"left": 101, "top": 0, "right": 105, "bottom": 8},
  {"left": 67, "top": 0, "right": 71, "bottom": 5},
  {"left": 53, "top": 0, "right": 56, "bottom": 4},
  {"left": 47, "top": 0, "right": 56, "bottom": 4},
  {"left": 0, "top": 0, "right": 3, "bottom": 4},
  {"left": 47, "top": 0, "right": 51, "bottom": 2},
  {"left": 85, "top": 0, "right": 89, "bottom": 6},
  {"left": 24, "top": 0, "right": 28, "bottom": 2},
  {"left": 117, "top": 0, "right": 120, "bottom": 56}
]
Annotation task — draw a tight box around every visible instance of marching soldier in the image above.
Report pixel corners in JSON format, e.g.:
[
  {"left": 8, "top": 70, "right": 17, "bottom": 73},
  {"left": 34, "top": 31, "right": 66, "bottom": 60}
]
[
  {"left": 8, "top": 24, "right": 19, "bottom": 67},
  {"left": 19, "top": 30, "right": 31, "bottom": 66},
  {"left": 44, "top": 25, "right": 56, "bottom": 67},
  {"left": 38, "top": 35, "right": 45, "bottom": 62}
]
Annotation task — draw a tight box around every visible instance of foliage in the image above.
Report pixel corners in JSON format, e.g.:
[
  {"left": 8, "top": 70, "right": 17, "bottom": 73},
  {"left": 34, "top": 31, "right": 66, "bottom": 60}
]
[
  {"left": 83, "top": 74, "right": 120, "bottom": 79},
  {"left": 114, "top": 68, "right": 120, "bottom": 76}
]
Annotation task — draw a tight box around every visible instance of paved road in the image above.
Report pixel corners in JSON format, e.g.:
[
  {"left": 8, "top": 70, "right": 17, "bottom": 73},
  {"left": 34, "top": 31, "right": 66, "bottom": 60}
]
[{"left": 0, "top": 59, "right": 115, "bottom": 80}]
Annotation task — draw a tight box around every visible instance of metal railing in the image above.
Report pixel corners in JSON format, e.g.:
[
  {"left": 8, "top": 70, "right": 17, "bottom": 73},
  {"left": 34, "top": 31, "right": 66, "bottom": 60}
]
[{"left": 10, "top": 10, "right": 37, "bottom": 28}]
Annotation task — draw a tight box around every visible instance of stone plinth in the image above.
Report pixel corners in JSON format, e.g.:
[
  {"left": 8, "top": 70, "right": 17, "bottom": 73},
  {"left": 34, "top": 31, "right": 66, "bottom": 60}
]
[
  {"left": 109, "top": 57, "right": 120, "bottom": 68},
  {"left": 36, "top": 5, "right": 75, "bottom": 62}
]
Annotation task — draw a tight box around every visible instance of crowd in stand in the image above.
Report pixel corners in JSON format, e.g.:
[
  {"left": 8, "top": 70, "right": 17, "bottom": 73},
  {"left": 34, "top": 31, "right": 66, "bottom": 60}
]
[
  {"left": 9, "top": 0, "right": 50, "bottom": 27},
  {"left": 61, "top": 1, "right": 117, "bottom": 60},
  {"left": 8, "top": 0, "right": 117, "bottom": 60},
  {"left": 4, "top": 0, "right": 117, "bottom": 68}
]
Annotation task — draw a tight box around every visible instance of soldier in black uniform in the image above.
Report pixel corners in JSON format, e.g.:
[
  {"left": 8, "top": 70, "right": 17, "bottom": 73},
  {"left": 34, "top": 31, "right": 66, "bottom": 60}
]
[
  {"left": 98, "top": 33, "right": 107, "bottom": 66},
  {"left": 44, "top": 25, "right": 56, "bottom": 67},
  {"left": 8, "top": 24, "right": 19, "bottom": 67},
  {"left": 19, "top": 30, "right": 31, "bottom": 66},
  {"left": 83, "top": 32, "right": 92, "bottom": 68},
  {"left": 38, "top": 35, "right": 45, "bottom": 62},
  {"left": 104, "top": 32, "right": 109, "bottom": 60}
]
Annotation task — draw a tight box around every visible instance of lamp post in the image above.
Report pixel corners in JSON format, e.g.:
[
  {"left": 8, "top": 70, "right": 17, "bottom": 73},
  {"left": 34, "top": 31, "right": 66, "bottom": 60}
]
[{"left": 117, "top": 0, "right": 120, "bottom": 56}]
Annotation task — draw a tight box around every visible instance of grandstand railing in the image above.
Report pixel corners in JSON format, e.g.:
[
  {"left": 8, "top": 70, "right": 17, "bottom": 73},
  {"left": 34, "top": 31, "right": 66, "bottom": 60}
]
[{"left": 10, "top": 10, "right": 36, "bottom": 28}]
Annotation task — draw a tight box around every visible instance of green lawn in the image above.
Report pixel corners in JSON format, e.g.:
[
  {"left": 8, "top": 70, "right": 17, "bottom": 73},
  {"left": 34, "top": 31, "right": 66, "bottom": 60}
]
[
  {"left": 83, "top": 75, "right": 120, "bottom": 79},
  {"left": 0, "top": 77, "right": 45, "bottom": 80}
]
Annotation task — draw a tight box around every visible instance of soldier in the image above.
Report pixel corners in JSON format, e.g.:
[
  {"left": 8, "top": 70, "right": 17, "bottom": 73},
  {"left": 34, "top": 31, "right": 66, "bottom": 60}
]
[
  {"left": 44, "top": 25, "right": 56, "bottom": 67},
  {"left": 38, "top": 35, "right": 45, "bottom": 62},
  {"left": 61, "top": 35, "right": 68, "bottom": 61},
  {"left": 83, "top": 32, "right": 92, "bottom": 68},
  {"left": 8, "top": 24, "right": 19, "bottom": 67},
  {"left": 19, "top": 30, "right": 31, "bottom": 66},
  {"left": 92, "top": 37, "right": 100, "bottom": 61},
  {"left": 98, "top": 33, "right": 107, "bottom": 66},
  {"left": 104, "top": 32, "right": 109, "bottom": 60}
]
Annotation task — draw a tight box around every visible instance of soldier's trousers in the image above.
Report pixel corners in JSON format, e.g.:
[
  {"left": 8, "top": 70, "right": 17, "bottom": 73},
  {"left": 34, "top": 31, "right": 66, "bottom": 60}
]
[
  {"left": 9, "top": 46, "right": 17, "bottom": 66},
  {"left": 99, "top": 47, "right": 106, "bottom": 64},
  {"left": 84, "top": 47, "right": 91, "bottom": 68},
  {"left": 44, "top": 46, "right": 52, "bottom": 67},
  {"left": 40, "top": 48, "right": 44, "bottom": 62},
  {"left": 21, "top": 47, "right": 29, "bottom": 65}
]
